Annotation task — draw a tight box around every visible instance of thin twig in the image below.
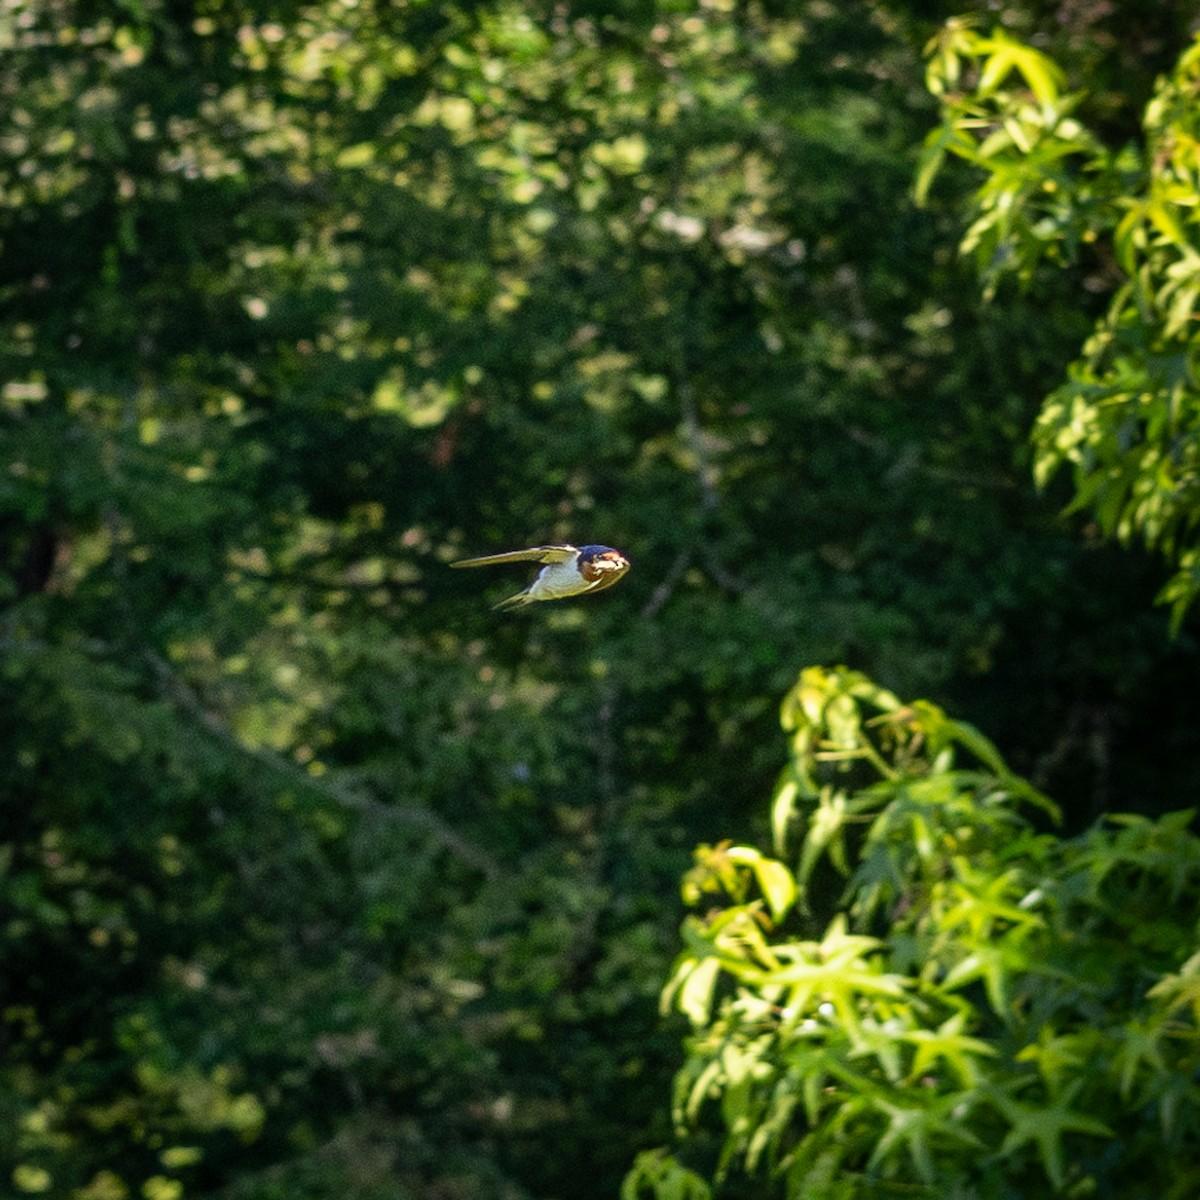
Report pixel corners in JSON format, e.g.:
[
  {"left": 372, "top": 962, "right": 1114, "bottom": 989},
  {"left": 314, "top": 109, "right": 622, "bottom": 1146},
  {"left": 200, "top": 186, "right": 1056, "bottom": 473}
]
[
  {"left": 145, "top": 652, "right": 501, "bottom": 880},
  {"left": 640, "top": 548, "right": 692, "bottom": 619}
]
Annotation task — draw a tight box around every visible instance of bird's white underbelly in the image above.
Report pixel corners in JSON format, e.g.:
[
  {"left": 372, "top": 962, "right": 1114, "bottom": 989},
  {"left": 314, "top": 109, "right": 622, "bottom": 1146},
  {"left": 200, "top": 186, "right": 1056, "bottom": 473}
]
[{"left": 528, "top": 561, "right": 589, "bottom": 600}]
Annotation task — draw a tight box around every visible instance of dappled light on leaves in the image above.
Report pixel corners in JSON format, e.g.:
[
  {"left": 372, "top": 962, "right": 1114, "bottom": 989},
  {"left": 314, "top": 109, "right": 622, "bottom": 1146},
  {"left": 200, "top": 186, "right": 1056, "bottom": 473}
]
[
  {"left": 4, "top": 2, "right": 1200, "bottom": 1198},
  {"left": 638, "top": 667, "right": 1200, "bottom": 1199}
]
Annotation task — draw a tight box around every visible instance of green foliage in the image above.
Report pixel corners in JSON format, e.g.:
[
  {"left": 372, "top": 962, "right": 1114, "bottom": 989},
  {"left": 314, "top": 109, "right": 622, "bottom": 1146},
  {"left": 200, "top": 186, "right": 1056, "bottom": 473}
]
[
  {"left": 638, "top": 666, "right": 1200, "bottom": 1198},
  {"left": 624, "top": 1150, "right": 713, "bottom": 1200},
  {"left": 4, "top": 1, "right": 1200, "bottom": 1198},
  {"left": 921, "top": 22, "right": 1200, "bottom": 628}
]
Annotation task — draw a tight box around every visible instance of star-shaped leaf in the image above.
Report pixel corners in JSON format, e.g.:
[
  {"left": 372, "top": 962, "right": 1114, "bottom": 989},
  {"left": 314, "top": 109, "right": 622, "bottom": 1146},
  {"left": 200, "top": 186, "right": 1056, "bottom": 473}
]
[
  {"left": 868, "top": 1089, "right": 983, "bottom": 1182},
  {"left": 987, "top": 1079, "right": 1112, "bottom": 1189},
  {"left": 1110, "top": 1017, "right": 1167, "bottom": 1100},
  {"left": 903, "top": 1011, "right": 997, "bottom": 1086},
  {"left": 1147, "top": 950, "right": 1200, "bottom": 1019}
]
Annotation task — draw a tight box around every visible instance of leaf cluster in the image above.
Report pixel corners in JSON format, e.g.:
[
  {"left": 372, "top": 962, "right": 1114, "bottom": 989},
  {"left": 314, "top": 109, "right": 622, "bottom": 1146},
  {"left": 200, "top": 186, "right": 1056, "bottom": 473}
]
[
  {"left": 920, "top": 23, "right": 1200, "bottom": 628},
  {"left": 640, "top": 666, "right": 1200, "bottom": 1199}
]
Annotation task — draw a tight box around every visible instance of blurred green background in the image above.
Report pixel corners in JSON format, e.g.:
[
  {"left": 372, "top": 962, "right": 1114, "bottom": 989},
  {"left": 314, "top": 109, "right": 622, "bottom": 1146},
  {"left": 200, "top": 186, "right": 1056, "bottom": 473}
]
[{"left": 2, "top": 1, "right": 1198, "bottom": 1197}]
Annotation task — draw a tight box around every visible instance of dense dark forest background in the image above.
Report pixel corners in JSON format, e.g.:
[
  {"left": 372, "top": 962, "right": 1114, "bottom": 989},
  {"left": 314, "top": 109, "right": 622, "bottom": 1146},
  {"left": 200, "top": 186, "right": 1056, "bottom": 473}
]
[{"left": 3, "top": 1, "right": 1199, "bottom": 1197}]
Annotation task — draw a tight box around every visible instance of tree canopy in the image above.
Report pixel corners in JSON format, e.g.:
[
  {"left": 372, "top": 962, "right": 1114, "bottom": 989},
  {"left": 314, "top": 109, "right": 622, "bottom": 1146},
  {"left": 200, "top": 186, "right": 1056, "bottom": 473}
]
[{"left": 3, "top": 1, "right": 1199, "bottom": 1198}]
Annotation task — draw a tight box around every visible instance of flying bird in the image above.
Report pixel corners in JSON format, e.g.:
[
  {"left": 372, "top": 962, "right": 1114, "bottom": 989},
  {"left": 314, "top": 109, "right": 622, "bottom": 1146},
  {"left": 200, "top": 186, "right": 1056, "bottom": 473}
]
[{"left": 452, "top": 543, "right": 631, "bottom": 611}]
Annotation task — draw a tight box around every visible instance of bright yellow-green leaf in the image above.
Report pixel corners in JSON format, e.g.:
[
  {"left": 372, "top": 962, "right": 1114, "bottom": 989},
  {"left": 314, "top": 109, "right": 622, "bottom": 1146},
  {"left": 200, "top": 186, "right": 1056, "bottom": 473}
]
[
  {"left": 1145, "top": 200, "right": 1193, "bottom": 250},
  {"left": 675, "top": 957, "right": 721, "bottom": 1026},
  {"left": 727, "top": 847, "right": 796, "bottom": 922}
]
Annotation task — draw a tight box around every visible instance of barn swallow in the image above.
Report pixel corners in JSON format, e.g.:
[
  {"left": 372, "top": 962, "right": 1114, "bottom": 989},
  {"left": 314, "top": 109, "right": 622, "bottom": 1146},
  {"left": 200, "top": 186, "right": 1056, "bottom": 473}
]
[{"left": 451, "top": 543, "right": 631, "bottom": 611}]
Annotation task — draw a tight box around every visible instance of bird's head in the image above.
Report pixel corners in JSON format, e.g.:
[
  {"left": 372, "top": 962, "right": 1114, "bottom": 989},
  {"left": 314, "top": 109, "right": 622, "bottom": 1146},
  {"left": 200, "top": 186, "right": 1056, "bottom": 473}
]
[{"left": 578, "top": 545, "right": 630, "bottom": 583}]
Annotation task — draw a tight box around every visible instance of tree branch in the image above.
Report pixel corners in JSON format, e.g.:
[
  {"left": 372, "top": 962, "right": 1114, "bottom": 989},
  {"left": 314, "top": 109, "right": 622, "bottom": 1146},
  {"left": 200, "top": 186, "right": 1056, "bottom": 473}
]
[{"left": 145, "top": 652, "right": 501, "bottom": 880}]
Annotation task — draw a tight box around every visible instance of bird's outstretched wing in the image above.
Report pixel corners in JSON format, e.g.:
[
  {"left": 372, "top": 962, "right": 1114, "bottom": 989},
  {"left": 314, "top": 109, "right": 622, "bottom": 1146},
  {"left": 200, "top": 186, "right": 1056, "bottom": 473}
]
[{"left": 451, "top": 545, "right": 579, "bottom": 568}]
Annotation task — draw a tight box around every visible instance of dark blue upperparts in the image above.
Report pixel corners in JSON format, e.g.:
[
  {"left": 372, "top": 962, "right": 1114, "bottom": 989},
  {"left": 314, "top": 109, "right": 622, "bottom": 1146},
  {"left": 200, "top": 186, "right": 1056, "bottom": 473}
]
[{"left": 577, "top": 544, "right": 619, "bottom": 562}]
